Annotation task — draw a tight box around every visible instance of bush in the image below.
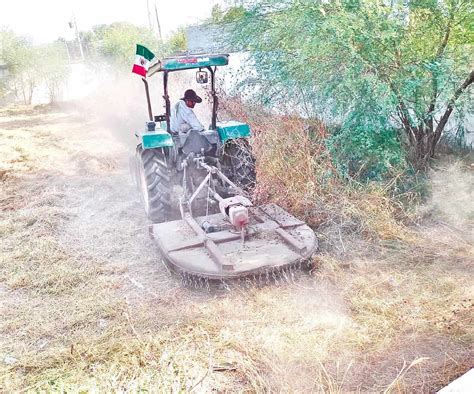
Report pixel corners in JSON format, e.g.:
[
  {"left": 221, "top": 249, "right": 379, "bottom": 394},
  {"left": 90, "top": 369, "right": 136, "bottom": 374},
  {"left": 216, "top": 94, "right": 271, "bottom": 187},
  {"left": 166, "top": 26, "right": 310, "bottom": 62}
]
[
  {"left": 220, "top": 96, "right": 407, "bottom": 239},
  {"left": 0, "top": 30, "right": 69, "bottom": 104},
  {"left": 227, "top": 0, "right": 474, "bottom": 170}
]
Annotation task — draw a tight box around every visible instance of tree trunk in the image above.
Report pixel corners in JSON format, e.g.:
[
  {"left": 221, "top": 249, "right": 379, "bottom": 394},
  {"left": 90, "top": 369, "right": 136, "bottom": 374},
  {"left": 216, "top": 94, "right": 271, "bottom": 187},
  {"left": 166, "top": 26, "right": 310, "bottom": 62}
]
[
  {"left": 27, "top": 82, "right": 34, "bottom": 105},
  {"left": 404, "top": 70, "right": 474, "bottom": 168},
  {"left": 405, "top": 128, "right": 431, "bottom": 169}
]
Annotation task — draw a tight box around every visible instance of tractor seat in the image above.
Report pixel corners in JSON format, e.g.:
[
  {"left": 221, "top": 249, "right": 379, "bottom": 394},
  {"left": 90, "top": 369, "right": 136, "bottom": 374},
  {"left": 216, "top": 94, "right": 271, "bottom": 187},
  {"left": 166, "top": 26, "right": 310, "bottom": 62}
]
[{"left": 181, "top": 130, "right": 213, "bottom": 155}]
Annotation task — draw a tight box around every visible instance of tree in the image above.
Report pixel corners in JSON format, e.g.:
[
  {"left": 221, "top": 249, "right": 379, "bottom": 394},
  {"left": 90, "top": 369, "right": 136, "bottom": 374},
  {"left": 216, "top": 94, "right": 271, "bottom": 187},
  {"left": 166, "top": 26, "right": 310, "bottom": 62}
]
[
  {"left": 90, "top": 22, "right": 161, "bottom": 68},
  {"left": 166, "top": 28, "right": 187, "bottom": 55},
  {"left": 1, "top": 30, "right": 70, "bottom": 105},
  {"left": 230, "top": 0, "right": 473, "bottom": 170},
  {"left": 0, "top": 29, "right": 38, "bottom": 104},
  {"left": 211, "top": 4, "right": 225, "bottom": 23},
  {"left": 37, "top": 42, "right": 70, "bottom": 103}
]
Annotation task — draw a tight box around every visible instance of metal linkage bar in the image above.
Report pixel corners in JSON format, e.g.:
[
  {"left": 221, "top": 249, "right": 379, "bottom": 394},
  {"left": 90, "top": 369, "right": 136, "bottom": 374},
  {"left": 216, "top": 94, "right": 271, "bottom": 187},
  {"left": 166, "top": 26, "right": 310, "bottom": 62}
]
[
  {"left": 274, "top": 228, "right": 307, "bottom": 254},
  {"left": 166, "top": 231, "right": 242, "bottom": 253},
  {"left": 163, "top": 71, "right": 171, "bottom": 132},
  {"left": 207, "top": 66, "right": 218, "bottom": 130},
  {"left": 185, "top": 160, "right": 246, "bottom": 214},
  {"left": 142, "top": 78, "right": 153, "bottom": 121},
  {"left": 188, "top": 172, "right": 212, "bottom": 206},
  {"left": 183, "top": 214, "right": 234, "bottom": 271},
  {"left": 252, "top": 208, "right": 307, "bottom": 254},
  {"left": 197, "top": 161, "right": 245, "bottom": 195}
]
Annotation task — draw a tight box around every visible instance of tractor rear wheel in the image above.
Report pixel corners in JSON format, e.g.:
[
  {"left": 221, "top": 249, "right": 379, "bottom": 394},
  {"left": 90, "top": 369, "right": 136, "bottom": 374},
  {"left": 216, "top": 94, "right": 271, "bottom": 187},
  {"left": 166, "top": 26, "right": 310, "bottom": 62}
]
[
  {"left": 224, "top": 139, "right": 256, "bottom": 193},
  {"left": 135, "top": 145, "right": 175, "bottom": 223}
]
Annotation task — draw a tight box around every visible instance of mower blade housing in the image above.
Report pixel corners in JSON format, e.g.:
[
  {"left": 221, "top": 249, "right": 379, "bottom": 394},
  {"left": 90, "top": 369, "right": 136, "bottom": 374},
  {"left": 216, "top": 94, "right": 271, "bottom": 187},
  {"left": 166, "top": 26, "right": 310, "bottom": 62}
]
[{"left": 150, "top": 203, "right": 318, "bottom": 280}]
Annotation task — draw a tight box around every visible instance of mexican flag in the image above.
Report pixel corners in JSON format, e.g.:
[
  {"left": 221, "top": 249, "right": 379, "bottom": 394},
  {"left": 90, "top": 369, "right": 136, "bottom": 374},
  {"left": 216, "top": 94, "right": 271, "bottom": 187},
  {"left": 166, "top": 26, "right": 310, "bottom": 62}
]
[{"left": 132, "top": 44, "right": 155, "bottom": 77}]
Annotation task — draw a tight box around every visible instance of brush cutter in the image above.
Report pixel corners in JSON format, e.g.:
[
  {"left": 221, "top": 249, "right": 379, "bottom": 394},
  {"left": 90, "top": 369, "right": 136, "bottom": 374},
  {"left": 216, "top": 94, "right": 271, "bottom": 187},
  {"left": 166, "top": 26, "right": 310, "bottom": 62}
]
[{"left": 130, "top": 52, "right": 318, "bottom": 286}]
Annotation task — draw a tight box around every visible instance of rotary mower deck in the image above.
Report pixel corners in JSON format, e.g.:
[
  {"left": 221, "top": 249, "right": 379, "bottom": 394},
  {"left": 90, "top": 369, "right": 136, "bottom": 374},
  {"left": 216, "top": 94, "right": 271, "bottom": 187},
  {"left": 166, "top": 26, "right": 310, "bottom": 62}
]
[{"left": 150, "top": 203, "right": 318, "bottom": 283}]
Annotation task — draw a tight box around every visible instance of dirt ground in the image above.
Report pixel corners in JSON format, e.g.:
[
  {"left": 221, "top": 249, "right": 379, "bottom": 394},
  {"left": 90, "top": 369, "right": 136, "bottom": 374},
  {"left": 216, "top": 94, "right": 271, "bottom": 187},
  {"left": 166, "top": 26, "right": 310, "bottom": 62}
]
[{"left": 0, "top": 104, "right": 473, "bottom": 391}]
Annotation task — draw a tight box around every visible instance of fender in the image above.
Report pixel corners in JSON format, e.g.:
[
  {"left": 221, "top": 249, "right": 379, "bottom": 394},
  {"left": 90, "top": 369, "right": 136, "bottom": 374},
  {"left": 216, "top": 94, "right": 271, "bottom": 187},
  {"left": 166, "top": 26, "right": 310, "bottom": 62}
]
[
  {"left": 216, "top": 121, "right": 251, "bottom": 143},
  {"left": 137, "top": 125, "right": 174, "bottom": 149}
]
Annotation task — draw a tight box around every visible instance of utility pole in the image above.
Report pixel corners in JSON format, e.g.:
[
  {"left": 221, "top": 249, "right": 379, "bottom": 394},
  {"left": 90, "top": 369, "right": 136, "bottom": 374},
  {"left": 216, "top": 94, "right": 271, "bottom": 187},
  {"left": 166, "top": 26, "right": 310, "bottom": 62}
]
[
  {"left": 146, "top": 0, "right": 153, "bottom": 30},
  {"left": 64, "top": 40, "right": 71, "bottom": 62},
  {"left": 70, "top": 11, "right": 85, "bottom": 61},
  {"left": 154, "top": 3, "right": 163, "bottom": 41}
]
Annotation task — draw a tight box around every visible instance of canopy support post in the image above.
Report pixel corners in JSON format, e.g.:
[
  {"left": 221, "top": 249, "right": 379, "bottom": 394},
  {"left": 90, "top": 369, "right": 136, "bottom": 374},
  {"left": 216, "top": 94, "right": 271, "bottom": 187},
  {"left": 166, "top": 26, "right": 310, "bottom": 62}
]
[
  {"left": 142, "top": 78, "right": 153, "bottom": 121},
  {"left": 163, "top": 71, "right": 171, "bottom": 132},
  {"left": 207, "top": 66, "right": 218, "bottom": 130}
]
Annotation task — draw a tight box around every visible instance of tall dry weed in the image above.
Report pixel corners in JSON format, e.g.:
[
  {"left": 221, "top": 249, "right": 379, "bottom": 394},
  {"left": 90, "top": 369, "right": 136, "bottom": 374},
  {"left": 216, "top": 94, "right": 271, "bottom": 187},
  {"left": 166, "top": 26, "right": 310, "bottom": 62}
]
[{"left": 220, "top": 97, "right": 406, "bottom": 239}]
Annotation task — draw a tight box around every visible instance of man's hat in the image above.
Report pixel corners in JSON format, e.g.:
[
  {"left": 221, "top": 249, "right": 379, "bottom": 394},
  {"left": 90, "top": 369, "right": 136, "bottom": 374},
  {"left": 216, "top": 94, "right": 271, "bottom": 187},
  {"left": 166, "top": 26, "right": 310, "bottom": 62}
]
[{"left": 181, "top": 89, "right": 202, "bottom": 103}]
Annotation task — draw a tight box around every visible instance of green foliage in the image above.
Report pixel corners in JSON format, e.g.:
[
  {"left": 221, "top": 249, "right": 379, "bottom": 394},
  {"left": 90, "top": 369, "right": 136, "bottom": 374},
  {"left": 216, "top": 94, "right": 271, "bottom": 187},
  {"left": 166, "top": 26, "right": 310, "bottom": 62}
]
[
  {"left": 0, "top": 29, "right": 36, "bottom": 103},
  {"left": 1, "top": 20, "right": 189, "bottom": 105},
  {"left": 88, "top": 22, "right": 161, "bottom": 68},
  {"left": 229, "top": 0, "right": 473, "bottom": 178},
  {"left": 0, "top": 29, "right": 31, "bottom": 74},
  {"left": 222, "top": 6, "right": 248, "bottom": 23},
  {"left": 37, "top": 42, "right": 70, "bottom": 103},
  {"left": 327, "top": 79, "right": 405, "bottom": 180},
  {"left": 210, "top": 5, "right": 249, "bottom": 24},
  {"left": 0, "top": 29, "right": 69, "bottom": 104},
  {"left": 211, "top": 4, "right": 225, "bottom": 23},
  {"left": 166, "top": 29, "right": 187, "bottom": 55},
  {"left": 328, "top": 121, "right": 404, "bottom": 181},
  {"left": 83, "top": 22, "right": 187, "bottom": 67}
]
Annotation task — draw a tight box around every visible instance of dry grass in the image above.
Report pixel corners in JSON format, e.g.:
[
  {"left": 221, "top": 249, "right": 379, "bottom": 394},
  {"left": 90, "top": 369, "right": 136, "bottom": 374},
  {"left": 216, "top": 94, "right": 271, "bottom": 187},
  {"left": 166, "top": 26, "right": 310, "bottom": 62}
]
[
  {"left": 219, "top": 97, "right": 408, "bottom": 240},
  {"left": 0, "top": 104, "right": 472, "bottom": 391}
]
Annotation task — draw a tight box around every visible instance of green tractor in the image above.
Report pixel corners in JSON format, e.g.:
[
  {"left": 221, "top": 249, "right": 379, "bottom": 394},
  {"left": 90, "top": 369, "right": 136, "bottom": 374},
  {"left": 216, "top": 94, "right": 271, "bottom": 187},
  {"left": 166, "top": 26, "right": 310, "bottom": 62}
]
[
  {"left": 130, "top": 54, "right": 255, "bottom": 223},
  {"left": 131, "top": 53, "right": 317, "bottom": 284}
]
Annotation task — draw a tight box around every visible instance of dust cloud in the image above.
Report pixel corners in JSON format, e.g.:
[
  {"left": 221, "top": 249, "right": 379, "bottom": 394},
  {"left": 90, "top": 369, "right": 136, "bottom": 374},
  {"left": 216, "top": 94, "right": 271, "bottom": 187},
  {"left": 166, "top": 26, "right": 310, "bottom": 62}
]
[
  {"left": 425, "top": 160, "right": 474, "bottom": 235},
  {"left": 66, "top": 64, "right": 214, "bottom": 150}
]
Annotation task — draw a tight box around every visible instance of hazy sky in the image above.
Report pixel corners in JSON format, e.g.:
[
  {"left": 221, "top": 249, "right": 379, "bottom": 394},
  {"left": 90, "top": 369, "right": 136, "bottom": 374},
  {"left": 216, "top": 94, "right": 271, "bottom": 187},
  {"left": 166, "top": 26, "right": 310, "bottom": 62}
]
[{"left": 0, "top": 0, "right": 224, "bottom": 43}]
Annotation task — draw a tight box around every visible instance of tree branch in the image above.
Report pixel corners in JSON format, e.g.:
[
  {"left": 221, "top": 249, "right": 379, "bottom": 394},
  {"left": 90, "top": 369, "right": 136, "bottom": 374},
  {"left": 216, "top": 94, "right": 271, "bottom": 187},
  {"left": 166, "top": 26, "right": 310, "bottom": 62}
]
[
  {"left": 435, "top": 20, "right": 452, "bottom": 59},
  {"left": 426, "top": 15, "right": 453, "bottom": 132},
  {"left": 386, "top": 80, "right": 418, "bottom": 142},
  {"left": 433, "top": 69, "right": 474, "bottom": 142}
]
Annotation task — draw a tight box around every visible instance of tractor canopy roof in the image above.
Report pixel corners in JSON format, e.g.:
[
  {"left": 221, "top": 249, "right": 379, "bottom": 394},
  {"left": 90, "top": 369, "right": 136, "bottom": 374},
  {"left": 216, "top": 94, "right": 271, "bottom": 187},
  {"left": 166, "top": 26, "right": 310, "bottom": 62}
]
[{"left": 148, "top": 53, "right": 229, "bottom": 76}]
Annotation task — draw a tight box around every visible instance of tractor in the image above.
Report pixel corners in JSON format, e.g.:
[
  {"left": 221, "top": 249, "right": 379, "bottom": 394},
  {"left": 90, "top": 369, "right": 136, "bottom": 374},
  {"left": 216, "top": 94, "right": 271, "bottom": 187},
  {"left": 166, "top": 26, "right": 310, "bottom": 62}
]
[
  {"left": 130, "top": 53, "right": 317, "bottom": 284},
  {"left": 130, "top": 54, "right": 255, "bottom": 223}
]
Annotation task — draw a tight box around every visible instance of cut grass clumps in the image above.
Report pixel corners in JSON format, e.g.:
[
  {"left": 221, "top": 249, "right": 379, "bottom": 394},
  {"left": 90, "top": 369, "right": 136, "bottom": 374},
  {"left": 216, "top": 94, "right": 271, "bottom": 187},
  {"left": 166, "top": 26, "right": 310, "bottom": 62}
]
[
  {"left": 2, "top": 303, "right": 269, "bottom": 391},
  {"left": 0, "top": 184, "right": 100, "bottom": 294}
]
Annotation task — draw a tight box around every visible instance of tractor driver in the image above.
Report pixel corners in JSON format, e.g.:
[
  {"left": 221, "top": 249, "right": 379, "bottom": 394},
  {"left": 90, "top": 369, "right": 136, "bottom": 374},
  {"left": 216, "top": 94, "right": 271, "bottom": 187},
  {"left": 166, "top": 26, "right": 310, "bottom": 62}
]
[{"left": 170, "top": 89, "right": 205, "bottom": 134}]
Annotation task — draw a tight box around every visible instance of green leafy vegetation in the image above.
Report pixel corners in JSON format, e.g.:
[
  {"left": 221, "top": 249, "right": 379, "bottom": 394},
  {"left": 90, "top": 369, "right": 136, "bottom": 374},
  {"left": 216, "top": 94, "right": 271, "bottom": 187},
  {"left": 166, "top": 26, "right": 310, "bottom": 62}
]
[
  {"left": 211, "top": 4, "right": 248, "bottom": 23},
  {"left": 166, "top": 28, "right": 187, "bottom": 55},
  {"left": 228, "top": 0, "right": 473, "bottom": 174},
  {"left": 0, "top": 29, "right": 70, "bottom": 104},
  {"left": 0, "top": 22, "right": 187, "bottom": 104},
  {"left": 82, "top": 23, "right": 187, "bottom": 66},
  {"left": 83, "top": 22, "right": 161, "bottom": 68}
]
